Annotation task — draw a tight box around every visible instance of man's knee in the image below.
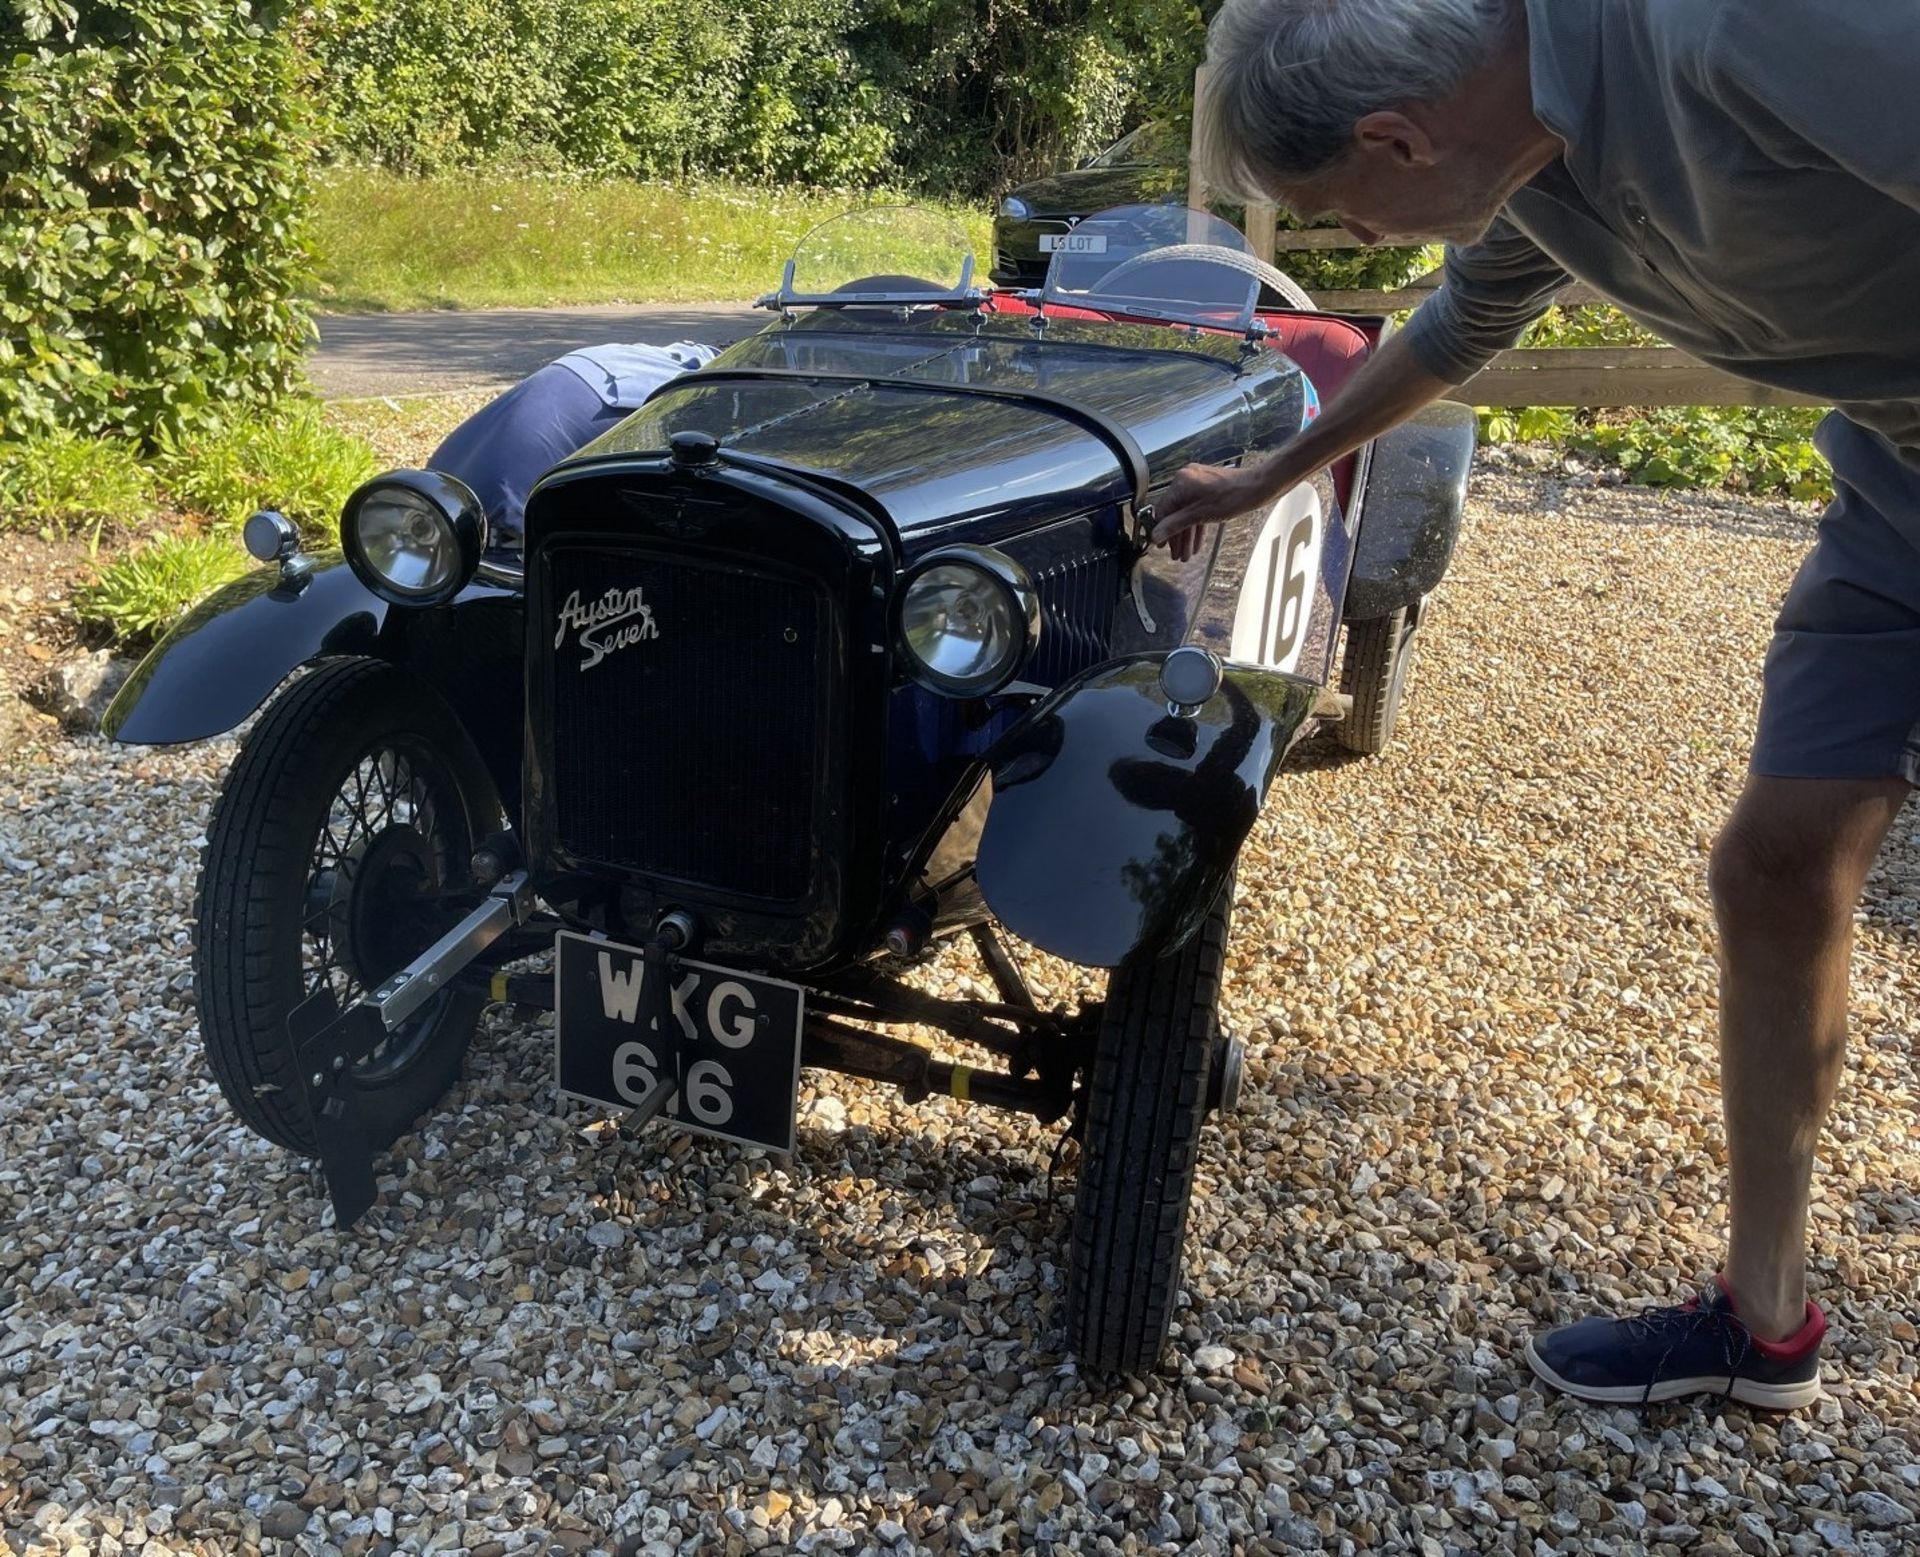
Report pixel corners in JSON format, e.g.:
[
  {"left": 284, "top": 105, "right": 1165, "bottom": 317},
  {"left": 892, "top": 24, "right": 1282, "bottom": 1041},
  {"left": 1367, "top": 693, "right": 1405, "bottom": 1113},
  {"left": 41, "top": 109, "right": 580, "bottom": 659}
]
[{"left": 1708, "top": 806, "right": 1867, "bottom": 940}]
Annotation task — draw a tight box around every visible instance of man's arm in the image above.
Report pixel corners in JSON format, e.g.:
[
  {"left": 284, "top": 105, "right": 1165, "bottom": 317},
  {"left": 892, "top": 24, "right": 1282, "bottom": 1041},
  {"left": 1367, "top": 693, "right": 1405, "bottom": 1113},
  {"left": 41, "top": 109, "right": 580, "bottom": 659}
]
[
  {"left": 1151, "top": 327, "right": 1454, "bottom": 557},
  {"left": 1154, "top": 217, "right": 1570, "bottom": 557},
  {"left": 1397, "top": 215, "right": 1574, "bottom": 385}
]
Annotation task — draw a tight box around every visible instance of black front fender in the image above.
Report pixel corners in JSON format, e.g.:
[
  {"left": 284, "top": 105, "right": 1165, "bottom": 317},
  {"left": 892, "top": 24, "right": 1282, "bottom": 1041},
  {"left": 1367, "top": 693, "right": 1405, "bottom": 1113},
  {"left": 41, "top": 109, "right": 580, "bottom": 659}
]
[
  {"left": 976, "top": 655, "right": 1317, "bottom": 967},
  {"left": 1344, "top": 398, "right": 1475, "bottom": 621},
  {"left": 103, "top": 553, "right": 391, "bottom": 744}
]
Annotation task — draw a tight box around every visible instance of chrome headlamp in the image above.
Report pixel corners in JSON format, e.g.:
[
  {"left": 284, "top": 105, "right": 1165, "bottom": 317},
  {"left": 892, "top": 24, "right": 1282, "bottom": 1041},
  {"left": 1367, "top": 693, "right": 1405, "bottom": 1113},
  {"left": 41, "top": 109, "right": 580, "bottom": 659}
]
[
  {"left": 997, "top": 196, "right": 1032, "bottom": 221},
  {"left": 341, "top": 470, "right": 487, "bottom": 605},
  {"left": 897, "top": 545, "right": 1040, "bottom": 697}
]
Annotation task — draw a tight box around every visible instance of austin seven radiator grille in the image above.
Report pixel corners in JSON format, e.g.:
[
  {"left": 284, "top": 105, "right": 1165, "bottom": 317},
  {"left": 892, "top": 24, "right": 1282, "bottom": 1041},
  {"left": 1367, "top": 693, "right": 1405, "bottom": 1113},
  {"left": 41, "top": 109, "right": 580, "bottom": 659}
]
[
  {"left": 1029, "top": 549, "right": 1120, "bottom": 686},
  {"left": 545, "top": 545, "right": 828, "bottom": 901}
]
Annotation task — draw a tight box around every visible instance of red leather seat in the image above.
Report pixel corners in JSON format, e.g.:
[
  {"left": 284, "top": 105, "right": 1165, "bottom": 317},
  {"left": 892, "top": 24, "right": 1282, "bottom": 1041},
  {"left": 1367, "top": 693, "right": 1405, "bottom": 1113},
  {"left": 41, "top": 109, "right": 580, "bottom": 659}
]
[{"left": 1259, "top": 313, "right": 1376, "bottom": 511}]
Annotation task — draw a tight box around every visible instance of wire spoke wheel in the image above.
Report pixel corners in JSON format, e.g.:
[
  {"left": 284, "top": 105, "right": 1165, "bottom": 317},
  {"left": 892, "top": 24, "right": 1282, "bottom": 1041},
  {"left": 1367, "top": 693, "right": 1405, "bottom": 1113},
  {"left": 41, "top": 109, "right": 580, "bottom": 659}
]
[
  {"left": 195, "top": 661, "right": 499, "bottom": 1155},
  {"left": 299, "top": 740, "right": 468, "bottom": 1082}
]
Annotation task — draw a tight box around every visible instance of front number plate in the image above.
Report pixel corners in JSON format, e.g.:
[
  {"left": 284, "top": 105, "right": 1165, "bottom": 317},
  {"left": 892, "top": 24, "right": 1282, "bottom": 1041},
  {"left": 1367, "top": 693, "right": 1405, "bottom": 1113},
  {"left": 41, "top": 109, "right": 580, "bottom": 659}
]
[
  {"left": 554, "top": 931, "right": 804, "bottom": 1153},
  {"left": 1039, "top": 232, "right": 1108, "bottom": 254}
]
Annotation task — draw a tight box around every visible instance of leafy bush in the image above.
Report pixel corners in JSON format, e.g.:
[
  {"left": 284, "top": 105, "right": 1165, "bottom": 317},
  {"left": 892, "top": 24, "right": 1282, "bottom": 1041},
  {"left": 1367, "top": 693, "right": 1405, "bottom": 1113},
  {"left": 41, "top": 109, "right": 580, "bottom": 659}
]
[
  {"left": 0, "top": 0, "right": 318, "bottom": 444},
  {"left": 313, "top": 0, "right": 1214, "bottom": 197},
  {"left": 74, "top": 532, "right": 251, "bottom": 645},
  {"left": 1474, "top": 304, "right": 1832, "bottom": 502},
  {"left": 156, "top": 402, "right": 380, "bottom": 536},
  {"left": 0, "top": 430, "right": 155, "bottom": 545},
  {"left": 850, "top": 0, "right": 1208, "bottom": 192},
  {"left": 1574, "top": 407, "right": 1830, "bottom": 500},
  {"left": 318, "top": 0, "right": 895, "bottom": 187}
]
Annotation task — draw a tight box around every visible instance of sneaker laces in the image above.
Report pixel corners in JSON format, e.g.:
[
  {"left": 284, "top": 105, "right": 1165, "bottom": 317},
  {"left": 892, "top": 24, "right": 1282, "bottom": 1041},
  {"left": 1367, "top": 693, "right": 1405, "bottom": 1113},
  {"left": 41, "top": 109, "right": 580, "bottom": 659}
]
[{"left": 1631, "top": 1280, "right": 1753, "bottom": 1408}]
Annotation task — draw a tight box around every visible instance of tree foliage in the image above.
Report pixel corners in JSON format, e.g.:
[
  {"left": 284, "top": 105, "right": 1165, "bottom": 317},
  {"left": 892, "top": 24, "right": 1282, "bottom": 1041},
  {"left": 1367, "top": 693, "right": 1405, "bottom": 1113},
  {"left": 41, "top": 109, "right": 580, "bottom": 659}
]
[
  {"left": 850, "top": 0, "right": 1209, "bottom": 191},
  {"left": 316, "top": 0, "right": 898, "bottom": 186},
  {"left": 313, "top": 0, "right": 1212, "bottom": 195},
  {"left": 0, "top": 0, "right": 319, "bottom": 442},
  {"left": 308, "top": 0, "right": 1432, "bottom": 290}
]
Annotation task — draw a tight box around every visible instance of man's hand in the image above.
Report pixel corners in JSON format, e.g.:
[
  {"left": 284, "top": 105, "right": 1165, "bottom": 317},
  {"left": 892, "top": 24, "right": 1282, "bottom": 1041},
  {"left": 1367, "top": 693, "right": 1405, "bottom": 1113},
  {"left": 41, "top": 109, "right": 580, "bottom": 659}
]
[
  {"left": 1151, "top": 462, "right": 1269, "bottom": 561},
  {"left": 1148, "top": 326, "right": 1463, "bottom": 563}
]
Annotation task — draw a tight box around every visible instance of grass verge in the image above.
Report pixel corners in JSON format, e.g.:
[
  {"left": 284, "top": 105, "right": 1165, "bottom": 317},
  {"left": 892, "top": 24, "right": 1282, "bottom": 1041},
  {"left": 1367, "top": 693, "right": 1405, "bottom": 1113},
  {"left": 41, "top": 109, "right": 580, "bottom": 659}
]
[{"left": 310, "top": 168, "right": 993, "bottom": 312}]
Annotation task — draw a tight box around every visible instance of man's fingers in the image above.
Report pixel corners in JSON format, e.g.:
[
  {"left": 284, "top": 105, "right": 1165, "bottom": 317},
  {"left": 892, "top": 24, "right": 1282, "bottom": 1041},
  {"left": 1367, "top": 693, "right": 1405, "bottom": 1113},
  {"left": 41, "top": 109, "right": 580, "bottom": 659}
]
[{"left": 1150, "top": 512, "right": 1191, "bottom": 547}]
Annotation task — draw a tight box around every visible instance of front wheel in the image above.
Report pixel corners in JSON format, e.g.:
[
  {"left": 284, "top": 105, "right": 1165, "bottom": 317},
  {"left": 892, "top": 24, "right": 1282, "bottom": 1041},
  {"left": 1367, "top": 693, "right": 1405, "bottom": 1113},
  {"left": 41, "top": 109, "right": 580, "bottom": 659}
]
[
  {"left": 1065, "top": 883, "right": 1230, "bottom": 1374},
  {"left": 195, "top": 659, "right": 500, "bottom": 1154}
]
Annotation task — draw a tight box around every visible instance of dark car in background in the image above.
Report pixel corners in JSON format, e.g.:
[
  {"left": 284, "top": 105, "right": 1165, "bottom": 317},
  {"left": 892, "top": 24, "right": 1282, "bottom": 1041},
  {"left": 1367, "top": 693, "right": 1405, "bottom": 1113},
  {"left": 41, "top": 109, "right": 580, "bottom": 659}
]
[
  {"left": 992, "top": 124, "right": 1318, "bottom": 315},
  {"left": 992, "top": 124, "right": 1191, "bottom": 288}
]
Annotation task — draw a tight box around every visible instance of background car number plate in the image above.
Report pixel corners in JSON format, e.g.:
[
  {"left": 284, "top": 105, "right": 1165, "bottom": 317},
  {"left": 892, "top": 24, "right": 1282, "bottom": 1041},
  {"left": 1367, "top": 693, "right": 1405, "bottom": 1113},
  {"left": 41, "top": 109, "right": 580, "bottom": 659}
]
[
  {"left": 554, "top": 932, "right": 804, "bottom": 1153},
  {"left": 1039, "top": 232, "right": 1107, "bottom": 253}
]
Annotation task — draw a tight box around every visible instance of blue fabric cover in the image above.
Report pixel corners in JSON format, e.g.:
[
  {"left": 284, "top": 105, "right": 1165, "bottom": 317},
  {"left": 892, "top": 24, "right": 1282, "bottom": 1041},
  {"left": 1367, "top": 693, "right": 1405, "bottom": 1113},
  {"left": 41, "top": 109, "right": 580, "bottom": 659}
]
[{"left": 429, "top": 341, "right": 718, "bottom": 544}]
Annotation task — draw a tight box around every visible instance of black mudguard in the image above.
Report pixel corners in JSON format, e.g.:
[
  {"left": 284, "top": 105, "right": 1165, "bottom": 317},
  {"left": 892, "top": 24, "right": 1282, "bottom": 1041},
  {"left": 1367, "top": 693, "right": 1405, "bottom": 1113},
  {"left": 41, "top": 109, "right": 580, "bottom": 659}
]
[
  {"left": 1343, "top": 399, "right": 1475, "bottom": 621},
  {"left": 103, "top": 554, "right": 525, "bottom": 810},
  {"left": 976, "top": 654, "right": 1317, "bottom": 968},
  {"left": 104, "top": 555, "right": 390, "bottom": 744}
]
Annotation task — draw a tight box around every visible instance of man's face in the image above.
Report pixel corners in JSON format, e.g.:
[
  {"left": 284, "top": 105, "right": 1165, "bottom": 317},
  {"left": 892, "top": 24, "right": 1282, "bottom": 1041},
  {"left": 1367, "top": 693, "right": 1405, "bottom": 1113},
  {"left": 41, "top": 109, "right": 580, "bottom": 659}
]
[{"left": 1276, "top": 117, "right": 1516, "bottom": 248}]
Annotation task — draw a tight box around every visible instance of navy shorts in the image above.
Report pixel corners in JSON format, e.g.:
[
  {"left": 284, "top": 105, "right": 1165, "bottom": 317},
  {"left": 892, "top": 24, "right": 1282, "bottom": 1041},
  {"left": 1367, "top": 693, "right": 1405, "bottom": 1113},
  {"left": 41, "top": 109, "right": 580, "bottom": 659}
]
[{"left": 1752, "top": 414, "right": 1920, "bottom": 785}]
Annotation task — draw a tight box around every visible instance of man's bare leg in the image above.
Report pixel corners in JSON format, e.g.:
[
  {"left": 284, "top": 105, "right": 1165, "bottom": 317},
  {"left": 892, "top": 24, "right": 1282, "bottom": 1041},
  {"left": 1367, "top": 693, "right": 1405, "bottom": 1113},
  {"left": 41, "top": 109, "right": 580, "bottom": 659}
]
[
  {"left": 1709, "top": 774, "right": 1907, "bottom": 1340},
  {"left": 1527, "top": 772, "right": 1904, "bottom": 1404}
]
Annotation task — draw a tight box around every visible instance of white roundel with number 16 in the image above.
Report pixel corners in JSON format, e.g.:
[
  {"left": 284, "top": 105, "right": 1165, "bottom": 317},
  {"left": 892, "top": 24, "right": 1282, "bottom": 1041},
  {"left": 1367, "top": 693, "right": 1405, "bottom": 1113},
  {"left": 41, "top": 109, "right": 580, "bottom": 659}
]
[{"left": 1227, "top": 485, "right": 1323, "bottom": 675}]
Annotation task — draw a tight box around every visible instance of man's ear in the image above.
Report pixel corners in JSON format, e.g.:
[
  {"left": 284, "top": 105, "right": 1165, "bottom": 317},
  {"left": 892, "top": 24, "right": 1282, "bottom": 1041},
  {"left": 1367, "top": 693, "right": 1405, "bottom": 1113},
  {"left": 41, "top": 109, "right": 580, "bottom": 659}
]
[{"left": 1352, "top": 110, "right": 1437, "bottom": 169}]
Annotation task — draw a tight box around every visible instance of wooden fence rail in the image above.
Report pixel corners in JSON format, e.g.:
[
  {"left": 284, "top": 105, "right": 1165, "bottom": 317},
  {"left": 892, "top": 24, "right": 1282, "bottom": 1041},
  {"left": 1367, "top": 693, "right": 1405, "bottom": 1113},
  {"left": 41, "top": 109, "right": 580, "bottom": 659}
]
[{"left": 1190, "top": 66, "right": 1812, "bottom": 409}]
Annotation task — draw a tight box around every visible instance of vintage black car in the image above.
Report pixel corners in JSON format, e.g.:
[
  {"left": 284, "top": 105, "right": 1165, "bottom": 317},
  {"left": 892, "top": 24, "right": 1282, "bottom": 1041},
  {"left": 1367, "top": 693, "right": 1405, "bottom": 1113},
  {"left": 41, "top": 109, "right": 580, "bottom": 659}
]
[{"left": 105, "top": 206, "right": 1472, "bottom": 1375}]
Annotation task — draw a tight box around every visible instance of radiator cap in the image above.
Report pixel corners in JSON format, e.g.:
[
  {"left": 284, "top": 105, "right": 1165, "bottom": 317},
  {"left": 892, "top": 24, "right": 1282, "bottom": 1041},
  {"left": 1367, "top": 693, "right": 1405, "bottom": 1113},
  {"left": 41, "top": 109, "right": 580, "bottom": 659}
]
[{"left": 669, "top": 429, "right": 721, "bottom": 468}]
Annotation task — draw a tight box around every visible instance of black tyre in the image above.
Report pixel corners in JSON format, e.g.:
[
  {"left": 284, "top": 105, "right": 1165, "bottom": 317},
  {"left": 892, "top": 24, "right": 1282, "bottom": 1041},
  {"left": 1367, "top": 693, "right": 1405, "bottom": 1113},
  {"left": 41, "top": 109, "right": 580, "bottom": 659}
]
[
  {"left": 1066, "top": 884, "right": 1230, "bottom": 1375},
  {"left": 1336, "top": 602, "right": 1421, "bottom": 755},
  {"left": 195, "top": 659, "right": 500, "bottom": 1154}
]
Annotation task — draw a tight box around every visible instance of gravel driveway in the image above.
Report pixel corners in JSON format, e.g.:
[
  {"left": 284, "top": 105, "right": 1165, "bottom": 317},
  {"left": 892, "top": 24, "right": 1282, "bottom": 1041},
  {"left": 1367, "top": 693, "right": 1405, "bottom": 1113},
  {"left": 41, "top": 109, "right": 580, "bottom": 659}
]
[{"left": 3, "top": 464, "right": 1917, "bottom": 1555}]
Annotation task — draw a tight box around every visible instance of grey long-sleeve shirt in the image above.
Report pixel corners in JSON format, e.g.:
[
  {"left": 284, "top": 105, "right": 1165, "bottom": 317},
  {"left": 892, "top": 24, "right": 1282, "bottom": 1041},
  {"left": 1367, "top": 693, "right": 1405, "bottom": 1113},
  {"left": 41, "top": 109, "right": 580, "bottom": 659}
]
[{"left": 1399, "top": 0, "right": 1920, "bottom": 459}]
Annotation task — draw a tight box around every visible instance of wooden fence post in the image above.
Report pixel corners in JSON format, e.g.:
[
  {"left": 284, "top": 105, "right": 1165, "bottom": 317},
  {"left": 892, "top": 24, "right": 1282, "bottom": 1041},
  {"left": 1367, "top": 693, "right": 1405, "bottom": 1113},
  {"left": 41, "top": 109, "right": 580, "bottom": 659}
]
[
  {"left": 1187, "top": 65, "right": 1212, "bottom": 244},
  {"left": 1244, "top": 200, "right": 1277, "bottom": 266}
]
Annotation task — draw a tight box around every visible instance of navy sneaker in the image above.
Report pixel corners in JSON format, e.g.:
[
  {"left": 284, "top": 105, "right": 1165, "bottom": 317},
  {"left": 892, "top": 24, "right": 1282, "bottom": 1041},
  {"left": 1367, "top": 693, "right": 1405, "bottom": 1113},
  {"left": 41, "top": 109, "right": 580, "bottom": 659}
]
[{"left": 1525, "top": 1277, "right": 1826, "bottom": 1409}]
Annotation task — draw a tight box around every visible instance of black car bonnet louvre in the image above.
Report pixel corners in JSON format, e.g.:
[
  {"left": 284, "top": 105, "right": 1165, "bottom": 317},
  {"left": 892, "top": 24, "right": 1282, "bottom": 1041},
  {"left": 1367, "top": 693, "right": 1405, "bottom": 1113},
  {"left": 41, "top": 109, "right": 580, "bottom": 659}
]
[{"left": 646, "top": 367, "right": 1155, "bottom": 520}]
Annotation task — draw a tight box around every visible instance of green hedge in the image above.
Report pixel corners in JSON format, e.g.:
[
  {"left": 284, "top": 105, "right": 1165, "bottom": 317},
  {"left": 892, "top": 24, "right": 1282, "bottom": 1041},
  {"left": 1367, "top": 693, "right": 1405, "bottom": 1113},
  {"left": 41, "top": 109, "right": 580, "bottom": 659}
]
[
  {"left": 314, "top": 0, "right": 1210, "bottom": 196},
  {"left": 318, "top": 0, "right": 896, "bottom": 186},
  {"left": 0, "top": 0, "right": 318, "bottom": 443}
]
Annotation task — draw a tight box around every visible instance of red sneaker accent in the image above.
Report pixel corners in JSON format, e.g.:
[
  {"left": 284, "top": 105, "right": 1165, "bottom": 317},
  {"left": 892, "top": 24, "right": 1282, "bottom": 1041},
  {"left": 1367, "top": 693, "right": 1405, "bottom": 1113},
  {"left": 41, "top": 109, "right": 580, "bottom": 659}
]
[{"left": 1715, "top": 1275, "right": 1828, "bottom": 1359}]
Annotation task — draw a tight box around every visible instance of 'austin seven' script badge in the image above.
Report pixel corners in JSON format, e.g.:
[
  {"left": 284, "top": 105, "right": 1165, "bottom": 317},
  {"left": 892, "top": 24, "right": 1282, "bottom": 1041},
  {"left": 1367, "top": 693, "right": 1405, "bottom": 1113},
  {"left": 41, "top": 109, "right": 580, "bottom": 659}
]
[{"left": 555, "top": 586, "right": 659, "bottom": 670}]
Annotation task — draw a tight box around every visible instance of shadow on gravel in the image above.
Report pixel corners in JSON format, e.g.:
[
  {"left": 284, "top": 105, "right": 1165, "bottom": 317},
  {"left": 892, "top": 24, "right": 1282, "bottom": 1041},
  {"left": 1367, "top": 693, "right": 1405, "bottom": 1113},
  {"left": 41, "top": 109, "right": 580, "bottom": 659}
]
[
  {"left": 302, "top": 1004, "right": 1082, "bottom": 1299},
  {"left": 1283, "top": 729, "right": 1374, "bottom": 775},
  {"left": 1477, "top": 468, "right": 1823, "bottom": 546}
]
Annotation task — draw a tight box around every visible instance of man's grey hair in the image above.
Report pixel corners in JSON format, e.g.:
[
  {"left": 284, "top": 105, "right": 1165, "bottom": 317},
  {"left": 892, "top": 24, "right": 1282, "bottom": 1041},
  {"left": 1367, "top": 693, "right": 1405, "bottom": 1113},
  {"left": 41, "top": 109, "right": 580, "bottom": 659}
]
[{"left": 1198, "top": 0, "right": 1511, "bottom": 197}]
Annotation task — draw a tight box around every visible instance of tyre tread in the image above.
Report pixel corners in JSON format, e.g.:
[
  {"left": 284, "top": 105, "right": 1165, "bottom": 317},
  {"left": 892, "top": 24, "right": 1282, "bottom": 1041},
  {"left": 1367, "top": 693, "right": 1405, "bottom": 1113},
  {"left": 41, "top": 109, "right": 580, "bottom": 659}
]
[
  {"left": 1336, "top": 607, "right": 1410, "bottom": 755},
  {"left": 1066, "top": 891, "right": 1229, "bottom": 1374}
]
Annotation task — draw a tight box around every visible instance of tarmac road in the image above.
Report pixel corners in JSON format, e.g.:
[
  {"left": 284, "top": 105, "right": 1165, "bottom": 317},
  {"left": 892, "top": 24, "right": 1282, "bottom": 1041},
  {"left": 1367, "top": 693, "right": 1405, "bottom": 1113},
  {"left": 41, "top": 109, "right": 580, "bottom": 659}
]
[{"left": 310, "top": 301, "right": 765, "bottom": 400}]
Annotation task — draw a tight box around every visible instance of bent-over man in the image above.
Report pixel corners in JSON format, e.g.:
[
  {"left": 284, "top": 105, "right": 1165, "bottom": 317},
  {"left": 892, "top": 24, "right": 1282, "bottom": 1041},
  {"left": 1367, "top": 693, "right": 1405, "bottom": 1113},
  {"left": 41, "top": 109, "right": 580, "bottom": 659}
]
[{"left": 1154, "top": 0, "right": 1920, "bottom": 1407}]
